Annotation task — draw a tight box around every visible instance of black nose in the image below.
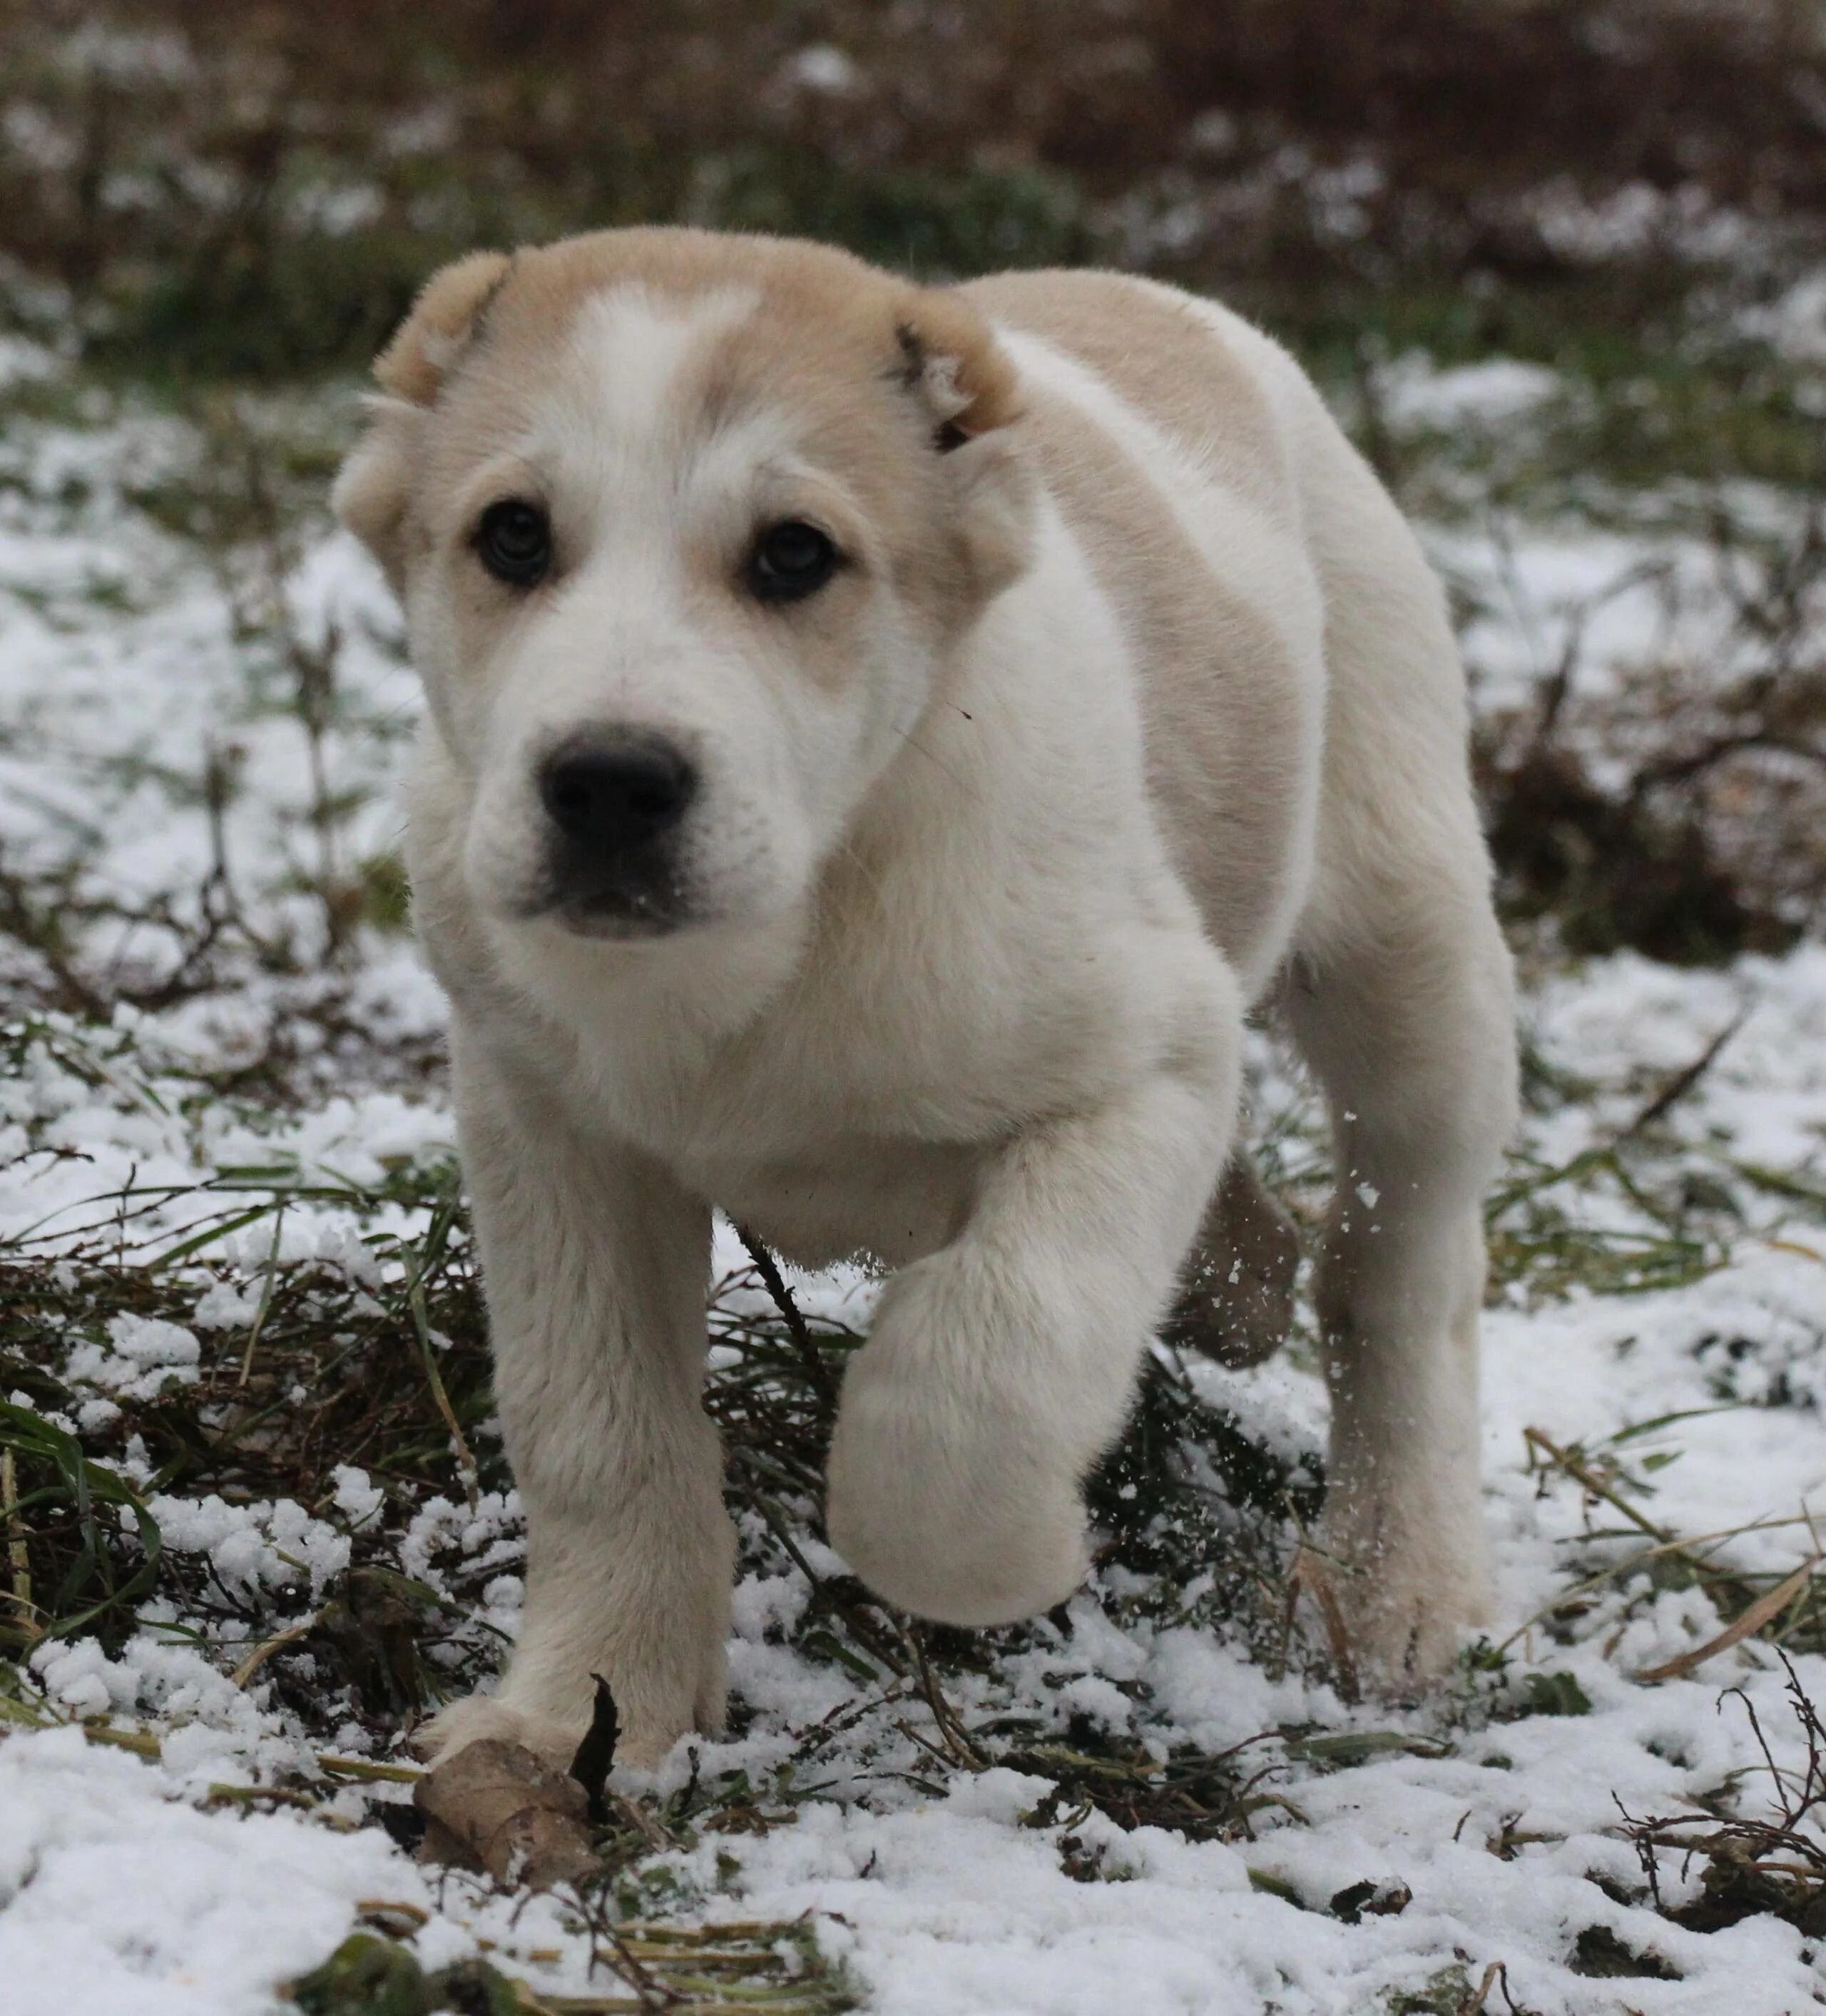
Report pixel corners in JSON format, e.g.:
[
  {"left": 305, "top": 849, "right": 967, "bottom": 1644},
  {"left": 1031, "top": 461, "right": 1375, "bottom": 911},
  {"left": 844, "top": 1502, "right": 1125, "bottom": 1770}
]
[{"left": 537, "top": 731, "right": 696, "bottom": 859}]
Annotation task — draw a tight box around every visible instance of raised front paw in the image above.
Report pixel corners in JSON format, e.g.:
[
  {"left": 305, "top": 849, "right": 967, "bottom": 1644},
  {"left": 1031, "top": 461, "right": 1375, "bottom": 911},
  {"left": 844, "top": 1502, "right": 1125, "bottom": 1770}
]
[{"left": 825, "top": 1338, "right": 1089, "bottom": 1626}]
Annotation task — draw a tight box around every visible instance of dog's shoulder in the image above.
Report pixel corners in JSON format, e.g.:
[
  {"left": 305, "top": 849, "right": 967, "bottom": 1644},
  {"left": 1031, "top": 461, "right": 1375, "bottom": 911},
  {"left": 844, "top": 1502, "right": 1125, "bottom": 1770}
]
[
  {"left": 959, "top": 269, "right": 1295, "bottom": 519},
  {"left": 956, "top": 269, "right": 1326, "bottom": 995}
]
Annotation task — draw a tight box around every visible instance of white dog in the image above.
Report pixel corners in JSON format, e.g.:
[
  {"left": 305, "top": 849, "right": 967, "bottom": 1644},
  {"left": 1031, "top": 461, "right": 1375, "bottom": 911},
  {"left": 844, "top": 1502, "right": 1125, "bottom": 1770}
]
[{"left": 334, "top": 228, "right": 1517, "bottom": 1769}]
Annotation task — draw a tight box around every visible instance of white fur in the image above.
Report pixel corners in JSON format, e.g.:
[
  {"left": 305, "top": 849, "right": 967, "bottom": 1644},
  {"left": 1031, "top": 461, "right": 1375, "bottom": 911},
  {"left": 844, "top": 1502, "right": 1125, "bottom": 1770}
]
[{"left": 337, "top": 243, "right": 1517, "bottom": 1768}]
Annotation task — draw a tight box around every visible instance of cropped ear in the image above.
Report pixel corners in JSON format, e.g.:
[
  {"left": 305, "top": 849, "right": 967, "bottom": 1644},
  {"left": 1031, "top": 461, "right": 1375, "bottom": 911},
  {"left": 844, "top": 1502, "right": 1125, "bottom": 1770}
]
[
  {"left": 894, "top": 288, "right": 1035, "bottom": 597},
  {"left": 332, "top": 250, "right": 513, "bottom": 586},
  {"left": 944, "top": 427, "right": 1037, "bottom": 599}
]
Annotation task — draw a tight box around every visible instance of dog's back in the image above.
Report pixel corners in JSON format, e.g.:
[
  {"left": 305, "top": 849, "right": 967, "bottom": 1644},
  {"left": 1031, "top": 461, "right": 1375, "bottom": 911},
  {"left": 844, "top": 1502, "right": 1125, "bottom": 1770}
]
[{"left": 964, "top": 268, "right": 1475, "bottom": 1011}]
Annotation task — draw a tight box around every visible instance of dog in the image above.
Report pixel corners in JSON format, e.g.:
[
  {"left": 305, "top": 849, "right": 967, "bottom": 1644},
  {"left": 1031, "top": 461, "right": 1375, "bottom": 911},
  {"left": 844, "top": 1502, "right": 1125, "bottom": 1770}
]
[{"left": 333, "top": 228, "right": 1518, "bottom": 1769}]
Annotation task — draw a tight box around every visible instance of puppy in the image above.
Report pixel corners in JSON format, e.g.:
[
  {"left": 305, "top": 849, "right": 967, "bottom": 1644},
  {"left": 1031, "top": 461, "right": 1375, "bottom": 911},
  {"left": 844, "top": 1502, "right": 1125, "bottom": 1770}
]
[{"left": 334, "top": 229, "right": 1517, "bottom": 1768}]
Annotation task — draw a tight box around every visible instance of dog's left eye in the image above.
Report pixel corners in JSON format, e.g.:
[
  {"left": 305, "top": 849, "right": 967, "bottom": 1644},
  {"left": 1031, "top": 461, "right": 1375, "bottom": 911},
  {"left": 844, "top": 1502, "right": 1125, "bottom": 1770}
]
[{"left": 748, "top": 520, "right": 838, "bottom": 603}]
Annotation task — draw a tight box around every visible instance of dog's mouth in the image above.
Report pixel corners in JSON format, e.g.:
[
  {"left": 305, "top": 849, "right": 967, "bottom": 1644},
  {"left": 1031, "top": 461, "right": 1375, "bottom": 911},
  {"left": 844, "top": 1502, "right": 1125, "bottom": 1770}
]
[
  {"left": 500, "top": 826, "right": 703, "bottom": 941},
  {"left": 511, "top": 876, "right": 698, "bottom": 942},
  {"left": 546, "top": 893, "right": 693, "bottom": 942}
]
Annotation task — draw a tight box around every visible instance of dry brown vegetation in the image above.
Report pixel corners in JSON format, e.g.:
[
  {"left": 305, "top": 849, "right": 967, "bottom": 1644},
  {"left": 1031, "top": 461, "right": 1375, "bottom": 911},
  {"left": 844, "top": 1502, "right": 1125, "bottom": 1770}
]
[
  {"left": 4, "top": 1, "right": 1826, "bottom": 373},
  {"left": 4, "top": 2, "right": 1825, "bottom": 960}
]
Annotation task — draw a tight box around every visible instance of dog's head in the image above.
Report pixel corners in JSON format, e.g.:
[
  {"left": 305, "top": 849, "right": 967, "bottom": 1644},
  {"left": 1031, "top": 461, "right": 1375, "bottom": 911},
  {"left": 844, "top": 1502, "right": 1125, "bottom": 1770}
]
[{"left": 335, "top": 229, "right": 1034, "bottom": 943}]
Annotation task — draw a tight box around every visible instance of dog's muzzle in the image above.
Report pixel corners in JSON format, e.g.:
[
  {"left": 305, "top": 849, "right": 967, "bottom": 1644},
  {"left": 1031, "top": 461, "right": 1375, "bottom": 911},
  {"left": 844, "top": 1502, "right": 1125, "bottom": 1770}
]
[{"left": 531, "top": 728, "right": 698, "bottom": 936}]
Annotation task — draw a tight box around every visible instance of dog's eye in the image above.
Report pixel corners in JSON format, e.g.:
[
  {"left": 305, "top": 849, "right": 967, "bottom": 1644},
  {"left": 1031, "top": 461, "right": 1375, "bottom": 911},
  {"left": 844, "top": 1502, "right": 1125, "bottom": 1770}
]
[
  {"left": 475, "top": 499, "right": 552, "bottom": 587},
  {"left": 748, "top": 520, "right": 838, "bottom": 603}
]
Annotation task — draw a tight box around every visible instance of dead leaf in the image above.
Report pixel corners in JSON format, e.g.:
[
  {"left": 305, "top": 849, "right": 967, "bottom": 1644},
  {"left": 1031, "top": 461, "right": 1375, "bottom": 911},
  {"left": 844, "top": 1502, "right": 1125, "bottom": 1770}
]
[
  {"left": 1634, "top": 1555, "right": 1821, "bottom": 1684},
  {"left": 567, "top": 1674, "right": 618, "bottom": 1823},
  {"left": 413, "top": 1738, "right": 599, "bottom": 1890}
]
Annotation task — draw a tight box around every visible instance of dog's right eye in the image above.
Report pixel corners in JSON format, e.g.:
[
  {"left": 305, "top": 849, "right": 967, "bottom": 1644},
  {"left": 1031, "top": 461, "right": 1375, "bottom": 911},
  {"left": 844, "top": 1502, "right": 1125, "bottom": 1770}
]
[{"left": 475, "top": 499, "right": 552, "bottom": 587}]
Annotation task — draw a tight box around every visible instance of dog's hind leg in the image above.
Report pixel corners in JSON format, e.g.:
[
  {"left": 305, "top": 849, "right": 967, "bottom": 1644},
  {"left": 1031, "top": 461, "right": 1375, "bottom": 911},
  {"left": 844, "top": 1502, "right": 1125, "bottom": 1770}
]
[
  {"left": 1281, "top": 447, "right": 1519, "bottom": 1689},
  {"left": 1163, "top": 1152, "right": 1300, "bottom": 1368},
  {"left": 420, "top": 1025, "right": 733, "bottom": 1771},
  {"left": 1285, "top": 890, "right": 1514, "bottom": 1688}
]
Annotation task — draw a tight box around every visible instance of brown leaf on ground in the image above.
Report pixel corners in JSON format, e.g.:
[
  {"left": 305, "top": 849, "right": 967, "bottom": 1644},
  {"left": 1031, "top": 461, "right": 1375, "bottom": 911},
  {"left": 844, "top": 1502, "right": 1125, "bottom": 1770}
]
[{"left": 412, "top": 1738, "right": 598, "bottom": 1890}]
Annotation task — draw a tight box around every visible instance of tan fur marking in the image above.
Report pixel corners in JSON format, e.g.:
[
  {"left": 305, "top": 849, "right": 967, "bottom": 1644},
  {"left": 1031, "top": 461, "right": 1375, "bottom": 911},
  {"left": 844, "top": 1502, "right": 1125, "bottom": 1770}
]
[
  {"left": 998, "top": 370, "right": 1309, "bottom": 984},
  {"left": 374, "top": 228, "right": 1024, "bottom": 618},
  {"left": 381, "top": 228, "right": 1019, "bottom": 440},
  {"left": 376, "top": 250, "right": 514, "bottom": 405},
  {"left": 383, "top": 230, "right": 1030, "bottom": 704},
  {"left": 676, "top": 290, "right": 1018, "bottom": 648},
  {"left": 962, "top": 269, "right": 1291, "bottom": 519}
]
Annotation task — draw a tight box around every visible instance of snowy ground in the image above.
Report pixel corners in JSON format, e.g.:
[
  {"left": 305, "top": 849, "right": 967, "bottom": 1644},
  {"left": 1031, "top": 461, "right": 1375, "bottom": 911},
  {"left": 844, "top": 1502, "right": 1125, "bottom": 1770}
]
[{"left": 3, "top": 343, "right": 1826, "bottom": 2015}]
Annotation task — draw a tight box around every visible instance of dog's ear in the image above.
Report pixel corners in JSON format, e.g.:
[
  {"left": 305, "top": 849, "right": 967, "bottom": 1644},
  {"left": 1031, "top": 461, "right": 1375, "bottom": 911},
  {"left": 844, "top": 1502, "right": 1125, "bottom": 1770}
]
[
  {"left": 894, "top": 290, "right": 1036, "bottom": 599},
  {"left": 894, "top": 290, "right": 1021, "bottom": 444},
  {"left": 330, "top": 394, "right": 428, "bottom": 590},
  {"left": 332, "top": 251, "right": 513, "bottom": 586},
  {"left": 372, "top": 250, "right": 514, "bottom": 405}
]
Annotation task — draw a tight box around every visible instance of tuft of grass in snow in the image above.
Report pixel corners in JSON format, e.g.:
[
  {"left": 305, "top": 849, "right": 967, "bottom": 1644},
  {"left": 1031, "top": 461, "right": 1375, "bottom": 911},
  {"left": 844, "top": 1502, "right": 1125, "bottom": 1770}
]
[
  {"left": 1616, "top": 1656, "right": 1826, "bottom": 1942},
  {"left": 1509, "top": 1422, "right": 1826, "bottom": 1670},
  {"left": 286, "top": 1919, "right": 859, "bottom": 2014}
]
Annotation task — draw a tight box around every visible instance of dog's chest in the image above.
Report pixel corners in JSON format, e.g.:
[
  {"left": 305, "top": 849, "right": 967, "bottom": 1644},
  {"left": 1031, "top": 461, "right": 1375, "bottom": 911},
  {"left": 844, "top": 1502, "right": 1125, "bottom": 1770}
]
[
  {"left": 690, "top": 1137, "right": 984, "bottom": 1270},
  {"left": 558, "top": 903, "right": 1136, "bottom": 1261},
  {"left": 573, "top": 1012, "right": 1001, "bottom": 1269},
  {"left": 599, "top": 960, "right": 1107, "bottom": 1161}
]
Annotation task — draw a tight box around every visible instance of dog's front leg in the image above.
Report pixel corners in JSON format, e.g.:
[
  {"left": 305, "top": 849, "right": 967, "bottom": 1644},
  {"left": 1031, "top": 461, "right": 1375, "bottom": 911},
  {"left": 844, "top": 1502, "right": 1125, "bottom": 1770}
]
[
  {"left": 826, "top": 954, "right": 1241, "bottom": 1625},
  {"left": 422, "top": 1027, "right": 732, "bottom": 1771}
]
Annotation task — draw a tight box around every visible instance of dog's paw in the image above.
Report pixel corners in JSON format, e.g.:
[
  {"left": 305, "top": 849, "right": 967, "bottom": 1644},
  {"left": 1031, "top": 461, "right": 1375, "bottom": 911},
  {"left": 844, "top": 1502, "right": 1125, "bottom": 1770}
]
[
  {"left": 827, "top": 1456, "right": 1089, "bottom": 1626},
  {"left": 419, "top": 1679, "right": 713, "bottom": 1775},
  {"left": 1166, "top": 1159, "right": 1299, "bottom": 1369},
  {"left": 1163, "top": 1256, "right": 1293, "bottom": 1369},
  {"left": 416, "top": 1694, "right": 586, "bottom": 1771},
  {"left": 826, "top": 1341, "right": 1089, "bottom": 1626},
  {"left": 1296, "top": 1515, "right": 1491, "bottom": 1697}
]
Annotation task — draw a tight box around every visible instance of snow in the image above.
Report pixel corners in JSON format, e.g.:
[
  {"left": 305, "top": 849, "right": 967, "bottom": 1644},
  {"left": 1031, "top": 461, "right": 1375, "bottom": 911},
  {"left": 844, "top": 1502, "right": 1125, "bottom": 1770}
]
[
  {"left": 0, "top": 1727, "right": 415, "bottom": 2016},
  {"left": 1376, "top": 355, "right": 1561, "bottom": 431},
  {"left": 1, "top": 375, "right": 1825, "bottom": 2014},
  {"left": 1739, "top": 274, "right": 1826, "bottom": 367},
  {"left": 63, "top": 1313, "right": 203, "bottom": 1401}
]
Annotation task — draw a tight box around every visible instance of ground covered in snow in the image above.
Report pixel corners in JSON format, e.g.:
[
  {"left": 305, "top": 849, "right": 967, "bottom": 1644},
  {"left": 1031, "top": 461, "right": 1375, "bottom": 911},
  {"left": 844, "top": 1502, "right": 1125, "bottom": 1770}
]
[{"left": 2, "top": 293, "right": 1826, "bottom": 2016}]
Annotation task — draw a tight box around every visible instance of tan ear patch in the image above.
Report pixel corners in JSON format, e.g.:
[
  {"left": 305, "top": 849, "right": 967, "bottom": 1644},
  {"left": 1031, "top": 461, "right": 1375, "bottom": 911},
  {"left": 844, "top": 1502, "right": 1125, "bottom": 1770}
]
[
  {"left": 893, "top": 288, "right": 1022, "bottom": 444},
  {"left": 374, "top": 250, "right": 514, "bottom": 406}
]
